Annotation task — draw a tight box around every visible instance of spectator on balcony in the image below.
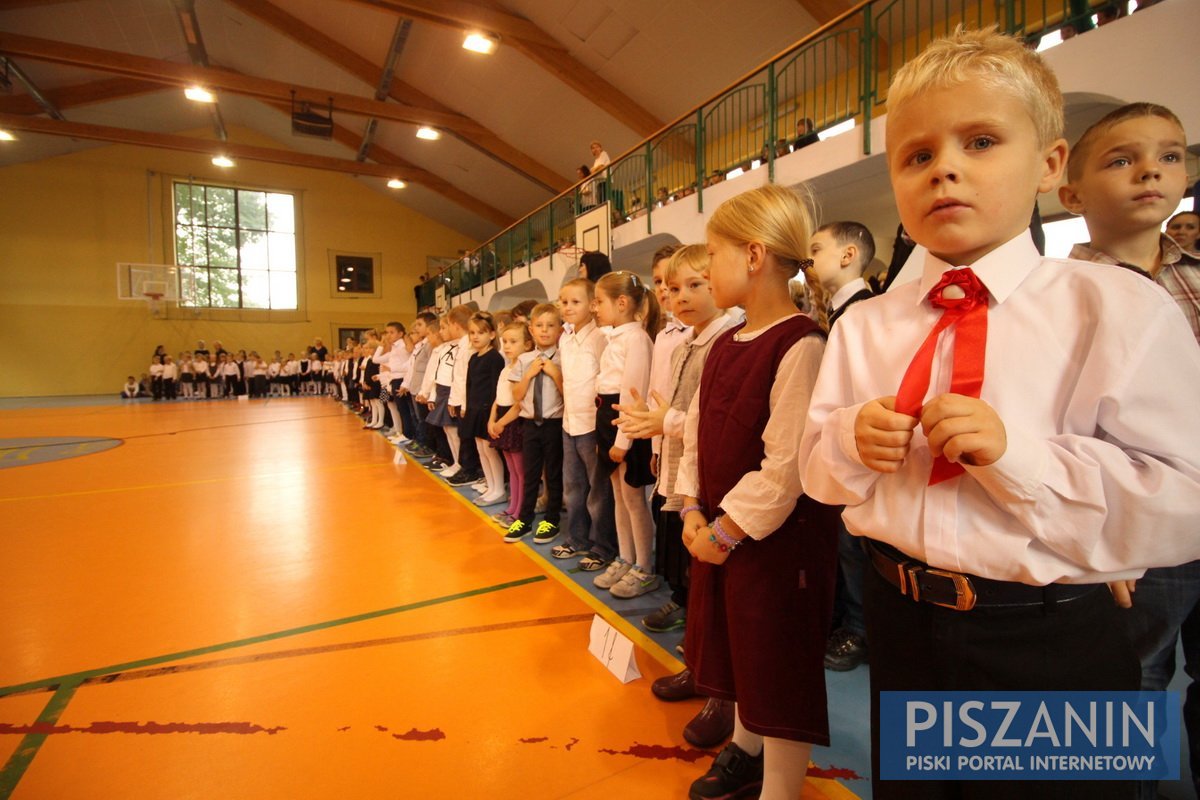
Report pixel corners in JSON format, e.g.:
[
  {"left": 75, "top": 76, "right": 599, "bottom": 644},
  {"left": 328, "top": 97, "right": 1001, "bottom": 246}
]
[
  {"left": 590, "top": 141, "right": 611, "bottom": 204},
  {"left": 792, "top": 117, "right": 819, "bottom": 151}
]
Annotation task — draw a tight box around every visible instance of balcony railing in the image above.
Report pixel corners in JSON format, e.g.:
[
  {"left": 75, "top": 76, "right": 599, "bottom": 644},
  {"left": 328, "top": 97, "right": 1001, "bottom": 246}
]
[{"left": 421, "top": 0, "right": 1116, "bottom": 307}]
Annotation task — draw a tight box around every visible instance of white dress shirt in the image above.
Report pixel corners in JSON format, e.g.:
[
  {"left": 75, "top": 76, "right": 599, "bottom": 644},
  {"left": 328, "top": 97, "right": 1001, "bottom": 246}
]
[
  {"left": 649, "top": 317, "right": 691, "bottom": 455},
  {"left": 448, "top": 335, "right": 471, "bottom": 407},
  {"left": 560, "top": 319, "right": 608, "bottom": 436},
  {"left": 799, "top": 231, "right": 1200, "bottom": 585},
  {"left": 675, "top": 315, "right": 825, "bottom": 540},
  {"left": 597, "top": 321, "right": 653, "bottom": 451}
]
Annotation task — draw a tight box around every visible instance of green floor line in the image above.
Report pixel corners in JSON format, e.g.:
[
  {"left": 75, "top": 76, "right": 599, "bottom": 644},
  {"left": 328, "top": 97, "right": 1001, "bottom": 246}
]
[
  {"left": 0, "top": 680, "right": 79, "bottom": 799},
  {"left": 0, "top": 575, "right": 546, "bottom": 698}
]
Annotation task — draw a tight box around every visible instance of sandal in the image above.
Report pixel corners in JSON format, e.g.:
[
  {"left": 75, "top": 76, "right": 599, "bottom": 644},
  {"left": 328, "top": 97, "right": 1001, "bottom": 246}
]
[
  {"left": 551, "top": 544, "right": 580, "bottom": 560},
  {"left": 578, "top": 553, "right": 607, "bottom": 571}
]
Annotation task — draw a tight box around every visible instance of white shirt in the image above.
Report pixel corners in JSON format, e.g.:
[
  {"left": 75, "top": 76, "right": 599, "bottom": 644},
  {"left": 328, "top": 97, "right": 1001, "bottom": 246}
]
[
  {"left": 560, "top": 319, "right": 608, "bottom": 436},
  {"left": 149, "top": 363, "right": 164, "bottom": 377},
  {"left": 830, "top": 277, "right": 870, "bottom": 313},
  {"left": 799, "top": 231, "right": 1200, "bottom": 584},
  {"left": 162, "top": 363, "right": 178, "bottom": 380},
  {"left": 675, "top": 316, "right": 824, "bottom": 540},
  {"left": 194, "top": 361, "right": 211, "bottom": 378},
  {"left": 597, "top": 321, "right": 653, "bottom": 451},
  {"left": 496, "top": 364, "right": 517, "bottom": 407},
  {"left": 283, "top": 359, "right": 299, "bottom": 376},
  {"left": 448, "top": 335, "right": 471, "bottom": 407},
  {"left": 649, "top": 317, "right": 691, "bottom": 455},
  {"left": 431, "top": 341, "right": 458, "bottom": 388}
]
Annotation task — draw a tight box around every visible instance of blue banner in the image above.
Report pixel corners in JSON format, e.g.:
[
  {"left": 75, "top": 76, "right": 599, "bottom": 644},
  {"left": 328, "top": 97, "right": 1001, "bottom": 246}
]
[{"left": 880, "top": 691, "right": 1180, "bottom": 780}]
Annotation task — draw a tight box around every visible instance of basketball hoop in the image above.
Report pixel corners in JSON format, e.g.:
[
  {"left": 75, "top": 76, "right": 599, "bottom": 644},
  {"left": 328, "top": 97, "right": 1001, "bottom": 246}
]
[{"left": 144, "top": 291, "right": 164, "bottom": 317}]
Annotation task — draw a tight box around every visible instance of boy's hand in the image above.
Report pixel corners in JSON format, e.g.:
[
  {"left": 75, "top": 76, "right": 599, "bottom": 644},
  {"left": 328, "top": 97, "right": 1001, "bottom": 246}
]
[
  {"left": 608, "top": 445, "right": 626, "bottom": 464},
  {"left": 527, "top": 358, "right": 545, "bottom": 376},
  {"left": 540, "top": 360, "right": 560, "bottom": 380},
  {"left": 650, "top": 453, "right": 659, "bottom": 477},
  {"left": 920, "top": 393, "right": 1006, "bottom": 467},
  {"left": 1108, "top": 579, "right": 1137, "bottom": 609},
  {"left": 855, "top": 396, "right": 918, "bottom": 472}
]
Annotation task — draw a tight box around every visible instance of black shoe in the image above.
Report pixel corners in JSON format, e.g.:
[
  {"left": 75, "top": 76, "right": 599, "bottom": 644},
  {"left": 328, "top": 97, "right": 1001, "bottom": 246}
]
[
  {"left": 643, "top": 600, "right": 686, "bottom": 632},
  {"left": 532, "top": 520, "right": 560, "bottom": 545},
  {"left": 823, "top": 628, "right": 868, "bottom": 671},
  {"left": 651, "top": 668, "right": 696, "bottom": 702},
  {"left": 427, "top": 458, "right": 447, "bottom": 470},
  {"left": 683, "top": 698, "right": 735, "bottom": 749},
  {"left": 446, "top": 470, "right": 482, "bottom": 486},
  {"left": 688, "top": 742, "right": 763, "bottom": 800}
]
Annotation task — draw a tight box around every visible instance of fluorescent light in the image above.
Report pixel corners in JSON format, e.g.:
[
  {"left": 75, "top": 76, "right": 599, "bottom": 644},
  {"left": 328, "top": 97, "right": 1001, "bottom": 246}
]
[
  {"left": 387, "top": 178, "right": 406, "bottom": 189},
  {"left": 818, "top": 119, "right": 856, "bottom": 141},
  {"left": 0, "top": 130, "right": 15, "bottom": 142},
  {"left": 211, "top": 155, "right": 235, "bottom": 168},
  {"left": 185, "top": 86, "right": 216, "bottom": 103},
  {"left": 462, "top": 32, "right": 498, "bottom": 54},
  {"left": 416, "top": 126, "right": 441, "bottom": 141}
]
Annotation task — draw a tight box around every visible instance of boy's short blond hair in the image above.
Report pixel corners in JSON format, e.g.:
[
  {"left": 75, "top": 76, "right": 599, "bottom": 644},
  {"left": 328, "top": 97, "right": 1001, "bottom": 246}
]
[
  {"left": 665, "top": 244, "right": 709, "bottom": 282},
  {"left": 1066, "top": 102, "right": 1185, "bottom": 182},
  {"left": 888, "top": 27, "right": 1063, "bottom": 147},
  {"left": 530, "top": 303, "right": 561, "bottom": 322}
]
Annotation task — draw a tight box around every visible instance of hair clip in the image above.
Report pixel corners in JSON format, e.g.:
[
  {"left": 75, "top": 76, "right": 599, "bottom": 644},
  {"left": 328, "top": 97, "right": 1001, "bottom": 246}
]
[{"left": 798, "top": 258, "right": 814, "bottom": 271}]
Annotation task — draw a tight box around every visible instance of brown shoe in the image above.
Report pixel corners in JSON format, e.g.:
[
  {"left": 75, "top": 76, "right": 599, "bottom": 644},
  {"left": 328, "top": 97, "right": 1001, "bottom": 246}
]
[
  {"left": 683, "top": 697, "right": 735, "bottom": 749},
  {"left": 651, "top": 668, "right": 697, "bottom": 702}
]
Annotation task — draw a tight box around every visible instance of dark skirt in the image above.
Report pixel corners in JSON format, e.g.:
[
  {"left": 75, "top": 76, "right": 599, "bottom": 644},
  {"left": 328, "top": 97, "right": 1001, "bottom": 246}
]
[
  {"left": 426, "top": 384, "right": 455, "bottom": 428},
  {"left": 491, "top": 406, "right": 523, "bottom": 452},
  {"left": 684, "top": 495, "right": 839, "bottom": 744},
  {"left": 180, "top": 373, "right": 194, "bottom": 384},
  {"left": 595, "top": 394, "right": 654, "bottom": 487},
  {"left": 461, "top": 403, "right": 490, "bottom": 441}
]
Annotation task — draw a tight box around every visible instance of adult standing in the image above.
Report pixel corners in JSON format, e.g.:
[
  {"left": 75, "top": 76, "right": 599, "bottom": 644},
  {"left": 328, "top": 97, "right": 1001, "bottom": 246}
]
[
  {"left": 312, "top": 338, "right": 328, "bottom": 362},
  {"left": 589, "top": 141, "right": 610, "bottom": 204}
]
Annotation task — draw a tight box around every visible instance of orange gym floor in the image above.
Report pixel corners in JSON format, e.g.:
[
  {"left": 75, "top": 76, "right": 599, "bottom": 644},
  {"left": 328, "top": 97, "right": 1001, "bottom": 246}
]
[{"left": 0, "top": 397, "right": 868, "bottom": 799}]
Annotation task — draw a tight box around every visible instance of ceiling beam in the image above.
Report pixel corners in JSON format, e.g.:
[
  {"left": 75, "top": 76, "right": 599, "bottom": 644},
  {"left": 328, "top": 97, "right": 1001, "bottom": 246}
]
[
  {"left": 340, "top": 0, "right": 665, "bottom": 137},
  {"left": 0, "top": 81, "right": 512, "bottom": 227},
  {"left": 222, "top": 0, "right": 566, "bottom": 192},
  {"left": 0, "top": 1, "right": 78, "bottom": 7},
  {"left": 0, "top": 32, "right": 492, "bottom": 135},
  {"left": 0, "top": 76, "right": 161, "bottom": 114},
  {"left": 259, "top": 99, "right": 512, "bottom": 227}
]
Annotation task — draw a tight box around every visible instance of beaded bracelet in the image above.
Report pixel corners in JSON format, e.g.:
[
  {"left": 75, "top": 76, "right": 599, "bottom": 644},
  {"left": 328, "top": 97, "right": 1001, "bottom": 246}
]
[
  {"left": 711, "top": 516, "right": 742, "bottom": 552},
  {"left": 678, "top": 504, "right": 704, "bottom": 520}
]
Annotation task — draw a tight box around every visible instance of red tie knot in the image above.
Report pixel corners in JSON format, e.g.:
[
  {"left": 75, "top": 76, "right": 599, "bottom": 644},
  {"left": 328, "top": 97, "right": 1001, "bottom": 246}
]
[{"left": 929, "top": 268, "right": 989, "bottom": 313}]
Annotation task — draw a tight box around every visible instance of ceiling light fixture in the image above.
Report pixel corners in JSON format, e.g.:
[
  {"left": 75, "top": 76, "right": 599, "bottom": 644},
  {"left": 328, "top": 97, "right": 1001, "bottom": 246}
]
[
  {"left": 416, "top": 126, "right": 440, "bottom": 141},
  {"left": 0, "top": 129, "right": 16, "bottom": 142},
  {"left": 387, "top": 178, "right": 406, "bottom": 189},
  {"left": 211, "top": 155, "right": 235, "bottom": 168},
  {"left": 184, "top": 86, "right": 216, "bottom": 103},
  {"left": 462, "top": 32, "right": 498, "bottom": 55}
]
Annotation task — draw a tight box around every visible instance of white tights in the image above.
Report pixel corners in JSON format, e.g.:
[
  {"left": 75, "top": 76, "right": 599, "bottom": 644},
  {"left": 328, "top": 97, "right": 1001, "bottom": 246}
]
[
  {"left": 476, "top": 437, "right": 505, "bottom": 498},
  {"left": 610, "top": 462, "right": 654, "bottom": 570}
]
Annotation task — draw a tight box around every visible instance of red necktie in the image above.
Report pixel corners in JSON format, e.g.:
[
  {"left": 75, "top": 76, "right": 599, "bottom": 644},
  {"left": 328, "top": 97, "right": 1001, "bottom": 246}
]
[{"left": 895, "top": 267, "right": 990, "bottom": 485}]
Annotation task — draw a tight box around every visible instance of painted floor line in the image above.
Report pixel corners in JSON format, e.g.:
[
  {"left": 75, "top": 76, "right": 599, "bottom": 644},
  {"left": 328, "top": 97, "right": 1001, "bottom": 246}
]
[
  {"left": 0, "top": 575, "right": 547, "bottom": 698},
  {"left": 0, "top": 613, "right": 597, "bottom": 698},
  {"left": 0, "top": 681, "right": 79, "bottom": 799},
  {"left": 404, "top": 451, "right": 685, "bottom": 674}
]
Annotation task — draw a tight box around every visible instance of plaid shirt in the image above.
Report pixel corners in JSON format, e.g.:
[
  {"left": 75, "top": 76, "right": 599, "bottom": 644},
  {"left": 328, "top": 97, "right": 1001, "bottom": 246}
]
[{"left": 1070, "top": 235, "right": 1200, "bottom": 344}]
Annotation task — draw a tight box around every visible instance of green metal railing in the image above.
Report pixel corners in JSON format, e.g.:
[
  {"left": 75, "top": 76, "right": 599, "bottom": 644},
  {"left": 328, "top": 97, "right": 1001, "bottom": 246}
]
[{"left": 422, "top": 0, "right": 1117, "bottom": 307}]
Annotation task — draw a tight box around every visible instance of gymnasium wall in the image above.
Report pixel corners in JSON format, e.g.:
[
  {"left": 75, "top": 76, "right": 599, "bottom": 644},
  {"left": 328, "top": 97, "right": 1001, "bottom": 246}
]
[{"left": 0, "top": 126, "right": 477, "bottom": 397}]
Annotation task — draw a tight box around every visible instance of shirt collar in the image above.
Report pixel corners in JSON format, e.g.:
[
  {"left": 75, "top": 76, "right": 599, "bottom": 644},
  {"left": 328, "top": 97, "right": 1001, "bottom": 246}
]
[
  {"left": 917, "top": 230, "right": 1039, "bottom": 306},
  {"left": 662, "top": 316, "right": 687, "bottom": 334},
  {"left": 608, "top": 320, "right": 641, "bottom": 339},
  {"left": 830, "top": 277, "right": 869, "bottom": 311},
  {"left": 1068, "top": 234, "right": 1188, "bottom": 278},
  {"left": 688, "top": 312, "right": 734, "bottom": 347},
  {"left": 569, "top": 320, "right": 597, "bottom": 340}
]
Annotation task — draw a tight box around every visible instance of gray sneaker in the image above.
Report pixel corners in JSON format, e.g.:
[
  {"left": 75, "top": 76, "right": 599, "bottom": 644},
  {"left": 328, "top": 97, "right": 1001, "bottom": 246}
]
[
  {"left": 610, "top": 566, "right": 660, "bottom": 598},
  {"left": 592, "top": 559, "right": 632, "bottom": 589}
]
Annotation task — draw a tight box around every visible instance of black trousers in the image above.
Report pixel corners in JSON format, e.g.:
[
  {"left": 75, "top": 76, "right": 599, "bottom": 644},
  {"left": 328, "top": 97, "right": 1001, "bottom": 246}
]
[
  {"left": 865, "top": 558, "right": 1139, "bottom": 800},
  {"left": 517, "top": 417, "right": 563, "bottom": 526},
  {"left": 654, "top": 501, "right": 689, "bottom": 606}
]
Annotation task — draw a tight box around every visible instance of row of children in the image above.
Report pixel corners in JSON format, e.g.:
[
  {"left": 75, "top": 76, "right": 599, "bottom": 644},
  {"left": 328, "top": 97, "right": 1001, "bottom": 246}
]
[
  {"left": 137, "top": 348, "right": 339, "bottom": 400},
  {"left": 335, "top": 29, "right": 1200, "bottom": 798}
]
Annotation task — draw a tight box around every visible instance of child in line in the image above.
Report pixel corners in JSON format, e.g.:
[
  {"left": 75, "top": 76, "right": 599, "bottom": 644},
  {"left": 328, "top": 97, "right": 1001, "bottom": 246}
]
[
  {"left": 1057, "top": 101, "right": 1200, "bottom": 800},
  {"left": 120, "top": 375, "right": 141, "bottom": 398},
  {"left": 552, "top": 277, "right": 617, "bottom": 569},
  {"left": 443, "top": 306, "right": 480, "bottom": 484},
  {"left": 619, "top": 244, "right": 739, "bottom": 749},
  {"left": 424, "top": 317, "right": 461, "bottom": 473},
  {"left": 489, "top": 322, "right": 533, "bottom": 526},
  {"left": 677, "top": 185, "right": 838, "bottom": 799},
  {"left": 503, "top": 304, "right": 565, "bottom": 544},
  {"left": 805, "top": 220, "right": 878, "bottom": 673},
  {"left": 149, "top": 355, "right": 164, "bottom": 400},
  {"left": 462, "top": 312, "right": 506, "bottom": 506},
  {"left": 179, "top": 354, "right": 194, "bottom": 399},
  {"left": 799, "top": 30, "right": 1200, "bottom": 800},
  {"left": 162, "top": 355, "right": 178, "bottom": 400},
  {"left": 1167, "top": 210, "right": 1200, "bottom": 256},
  {"left": 402, "top": 312, "right": 438, "bottom": 458},
  {"left": 592, "top": 271, "right": 660, "bottom": 598}
]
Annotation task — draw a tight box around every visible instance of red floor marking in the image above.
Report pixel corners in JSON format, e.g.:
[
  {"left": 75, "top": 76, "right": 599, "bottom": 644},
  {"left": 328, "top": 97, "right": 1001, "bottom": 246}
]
[
  {"left": 599, "top": 743, "right": 714, "bottom": 763},
  {"left": 518, "top": 736, "right": 549, "bottom": 744},
  {"left": 0, "top": 721, "right": 285, "bottom": 735},
  {"left": 374, "top": 725, "right": 389, "bottom": 731},
  {"left": 565, "top": 737, "right": 579, "bottom": 751},
  {"left": 391, "top": 728, "right": 445, "bottom": 741},
  {"left": 807, "top": 764, "right": 864, "bottom": 780}
]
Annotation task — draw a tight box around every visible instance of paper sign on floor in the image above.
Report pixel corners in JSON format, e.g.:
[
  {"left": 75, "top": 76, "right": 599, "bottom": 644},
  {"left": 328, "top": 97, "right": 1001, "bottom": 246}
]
[
  {"left": 393, "top": 448, "right": 406, "bottom": 465},
  {"left": 588, "top": 615, "right": 641, "bottom": 684}
]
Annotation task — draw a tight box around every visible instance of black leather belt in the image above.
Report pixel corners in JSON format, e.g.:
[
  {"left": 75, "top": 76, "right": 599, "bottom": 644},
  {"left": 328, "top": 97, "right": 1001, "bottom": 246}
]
[{"left": 865, "top": 539, "right": 1102, "bottom": 611}]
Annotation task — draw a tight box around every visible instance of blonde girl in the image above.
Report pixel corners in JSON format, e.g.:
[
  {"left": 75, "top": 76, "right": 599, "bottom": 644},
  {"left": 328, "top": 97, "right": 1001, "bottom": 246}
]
[
  {"left": 678, "top": 184, "right": 839, "bottom": 799},
  {"left": 462, "top": 313, "right": 506, "bottom": 505},
  {"left": 592, "top": 270, "right": 660, "bottom": 599},
  {"left": 488, "top": 322, "right": 533, "bottom": 524}
]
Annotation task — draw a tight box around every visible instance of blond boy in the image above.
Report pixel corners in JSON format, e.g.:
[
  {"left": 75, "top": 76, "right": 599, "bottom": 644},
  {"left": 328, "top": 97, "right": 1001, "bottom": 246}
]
[{"left": 799, "top": 29, "right": 1200, "bottom": 799}]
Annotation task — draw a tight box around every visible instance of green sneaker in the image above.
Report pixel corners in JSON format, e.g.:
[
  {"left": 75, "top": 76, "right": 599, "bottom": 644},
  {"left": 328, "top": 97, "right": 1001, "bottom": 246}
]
[{"left": 503, "top": 519, "right": 530, "bottom": 543}]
